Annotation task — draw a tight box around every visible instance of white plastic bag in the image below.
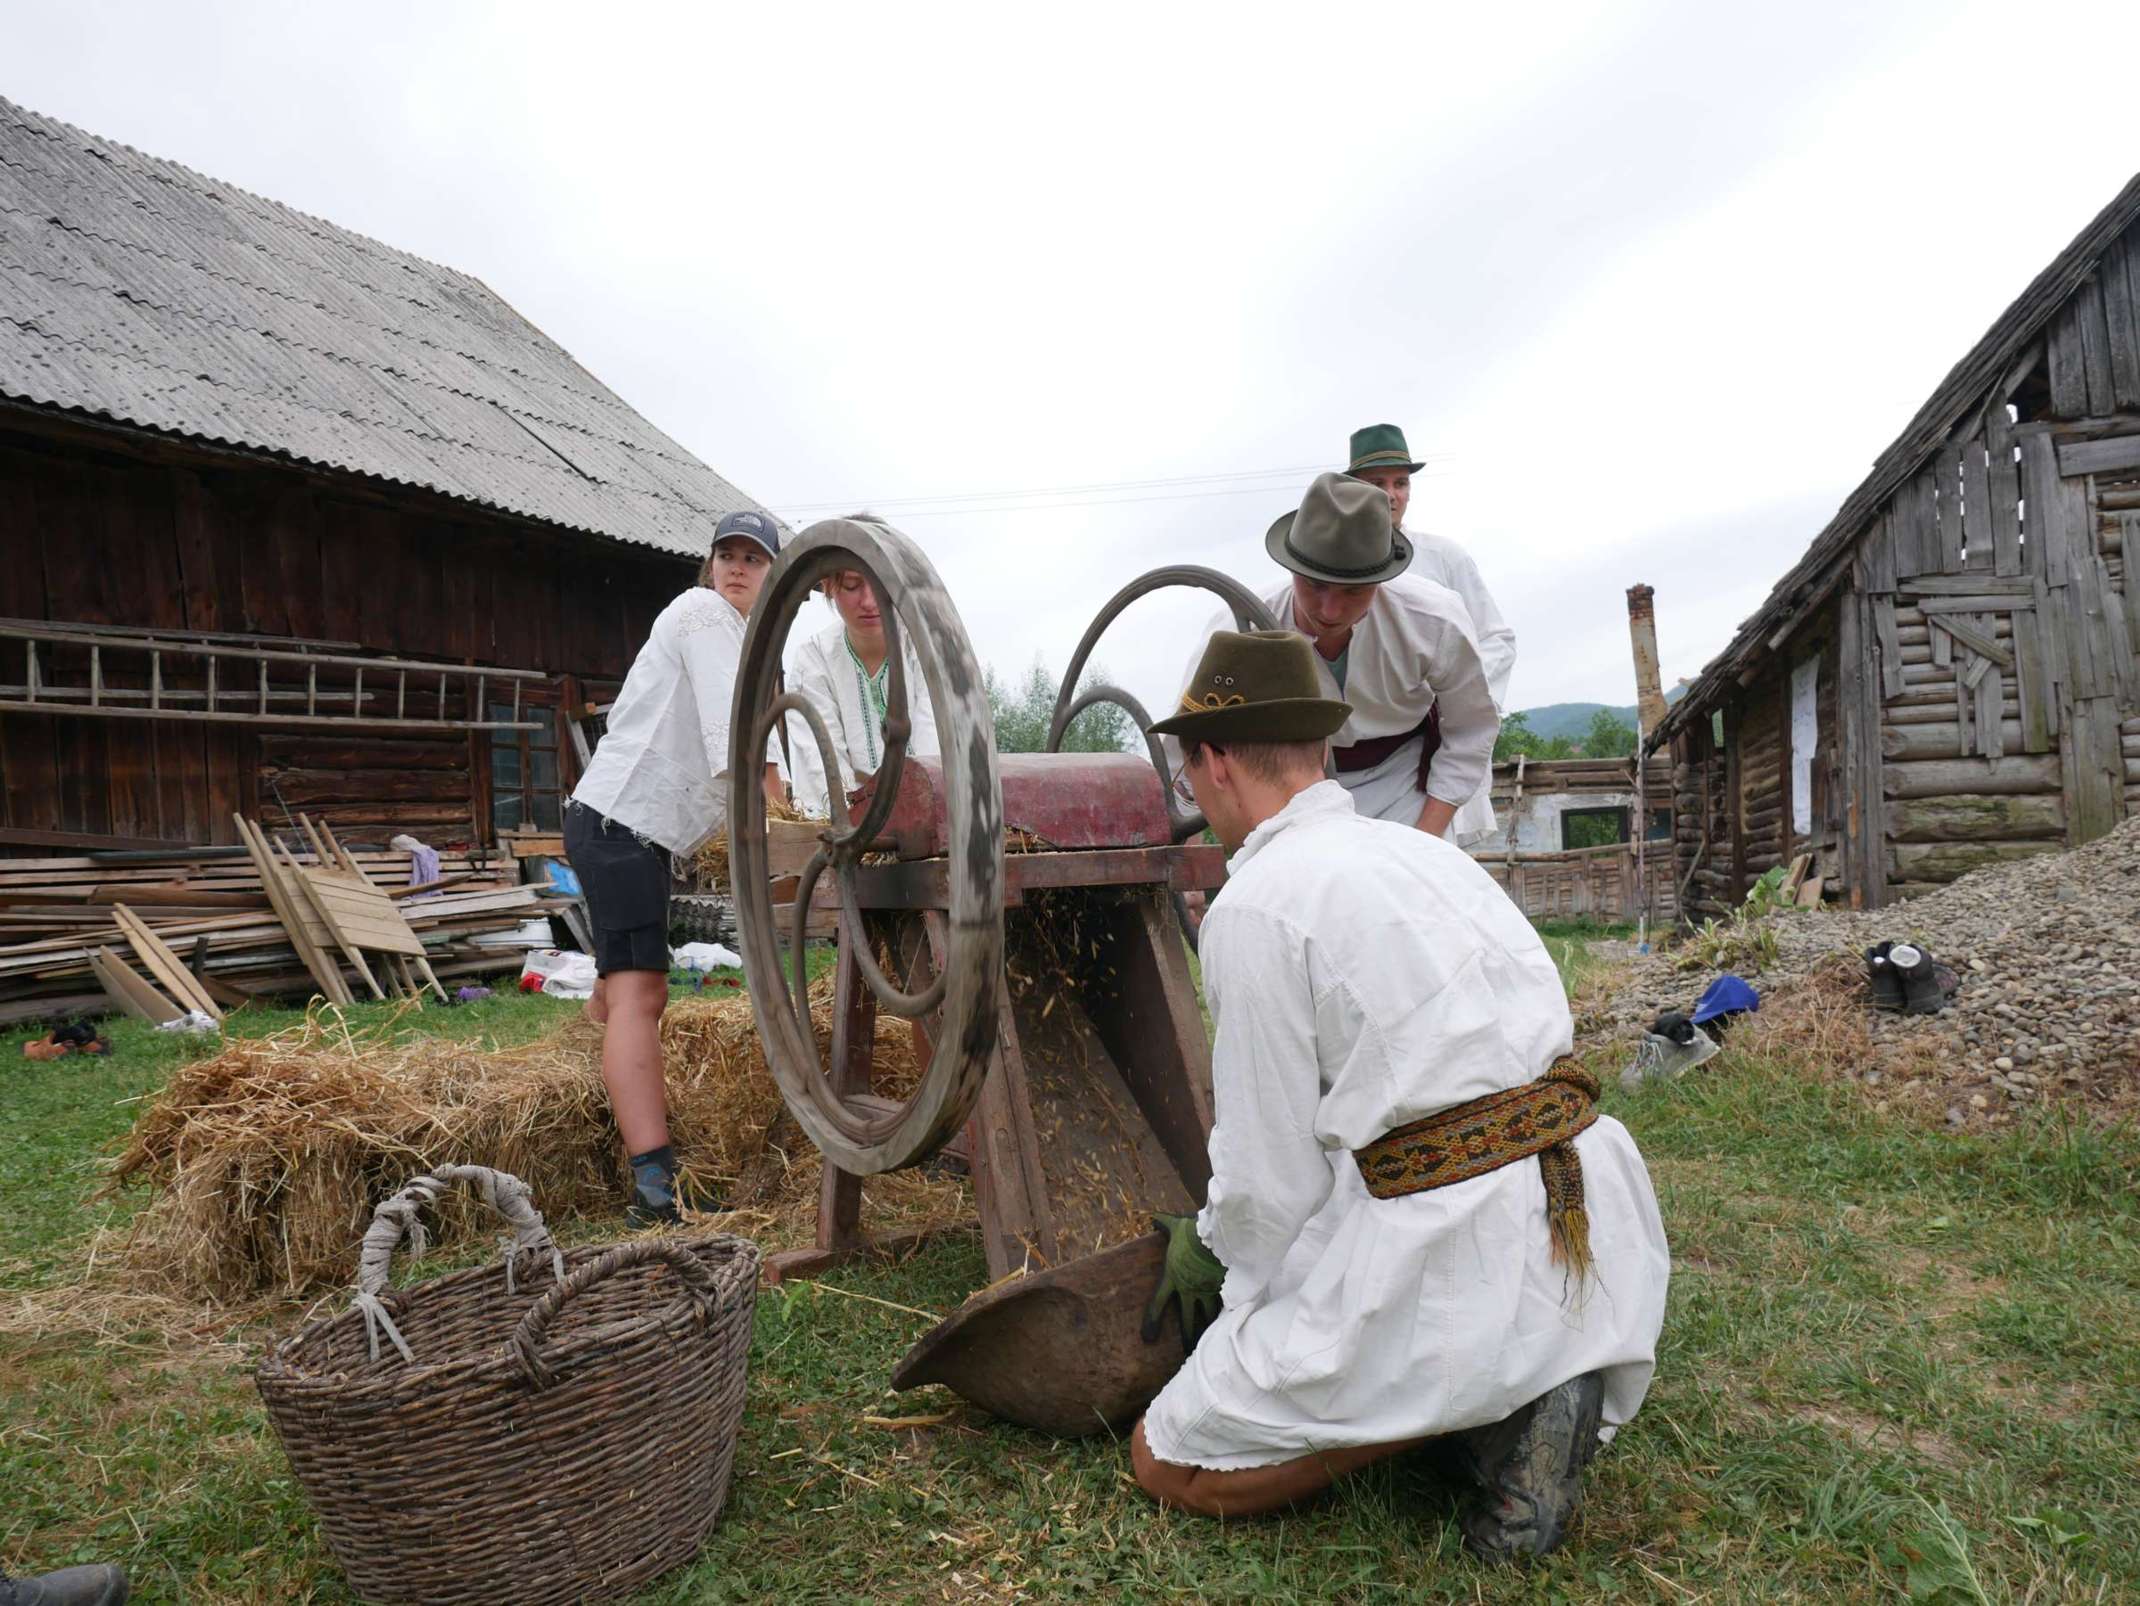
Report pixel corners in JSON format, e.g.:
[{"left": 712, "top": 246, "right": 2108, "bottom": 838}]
[
  {"left": 518, "top": 948, "right": 598, "bottom": 1000},
  {"left": 670, "top": 942, "right": 742, "bottom": 972}
]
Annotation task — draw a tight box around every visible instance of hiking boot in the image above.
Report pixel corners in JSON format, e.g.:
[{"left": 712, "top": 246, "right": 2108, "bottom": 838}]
[
  {"left": 1456, "top": 1371, "right": 1606, "bottom": 1562},
  {"left": 0, "top": 1564, "right": 130, "bottom": 1605}
]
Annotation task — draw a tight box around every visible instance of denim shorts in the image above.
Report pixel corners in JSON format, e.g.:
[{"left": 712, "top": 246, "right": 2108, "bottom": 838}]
[{"left": 563, "top": 802, "right": 673, "bottom": 975}]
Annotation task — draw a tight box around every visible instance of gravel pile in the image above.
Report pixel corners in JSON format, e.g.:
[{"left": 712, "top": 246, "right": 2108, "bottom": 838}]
[{"left": 1578, "top": 816, "right": 2140, "bottom": 1118}]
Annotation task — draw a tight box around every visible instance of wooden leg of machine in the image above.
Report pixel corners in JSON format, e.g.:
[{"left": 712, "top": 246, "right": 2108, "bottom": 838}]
[
  {"left": 817, "top": 936, "right": 875, "bottom": 1254},
  {"left": 765, "top": 936, "right": 877, "bottom": 1283},
  {"left": 763, "top": 915, "right": 969, "bottom": 1286}
]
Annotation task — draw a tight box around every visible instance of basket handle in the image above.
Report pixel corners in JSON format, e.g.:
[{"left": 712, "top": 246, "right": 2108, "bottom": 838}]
[
  {"left": 353, "top": 1165, "right": 566, "bottom": 1365},
  {"left": 508, "top": 1239, "right": 722, "bottom": 1390}
]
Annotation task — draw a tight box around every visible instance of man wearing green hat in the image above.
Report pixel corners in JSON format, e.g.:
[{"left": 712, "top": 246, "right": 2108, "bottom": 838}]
[
  {"left": 1130, "top": 629, "right": 1669, "bottom": 1556},
  {"left": 1345, "top": 424, "right": 1519, "bottom": 846},
  {"left": 1174, "top": 471, "right": 1500, "bottom": 842}
]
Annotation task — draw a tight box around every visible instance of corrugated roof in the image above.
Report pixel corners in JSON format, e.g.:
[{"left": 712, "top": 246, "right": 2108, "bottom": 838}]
[
  {"left": 1650, "top": 171, "right": 2140, "bottom": 750},
  {"left": 0, "top": 95, "right": 770, "bottom": 557}
]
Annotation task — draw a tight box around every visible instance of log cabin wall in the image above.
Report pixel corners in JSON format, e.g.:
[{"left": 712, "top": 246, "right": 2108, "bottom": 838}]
[
  {"left": 1857, "top": 227, "right": 2140, "bottom": 897},
  {"left": 1672, "top": 717, "right": 1735, "bottom": 921},
  {"left": 1654, "top": 196, "right": 2140, "bottom": 916},
  {"left": 0, "top": 411, "right": 694, "bottom": 853}
]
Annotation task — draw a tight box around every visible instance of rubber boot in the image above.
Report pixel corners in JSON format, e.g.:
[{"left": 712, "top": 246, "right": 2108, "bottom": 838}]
[
  {"left": 1865, "top": 943, "right": 1906, "bottom": 1012},
  {"left": 1890, "top": 944, "right": 1946, "bottom": 1016},
  {"left": 0, "top": 1564, "right": 130, "bottom": 1605},
  {"left": 1456, "top": 1371, "right": 1606, "bottom": 1562}
]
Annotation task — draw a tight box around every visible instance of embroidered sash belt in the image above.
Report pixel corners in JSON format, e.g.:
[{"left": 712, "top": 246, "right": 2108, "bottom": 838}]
[
  {"left": 1353, "top": 1058, "right": 1601, "bottom": 1275},
  {"left": 1331, "top": 700, "right": 1442, "bottom": 790}
]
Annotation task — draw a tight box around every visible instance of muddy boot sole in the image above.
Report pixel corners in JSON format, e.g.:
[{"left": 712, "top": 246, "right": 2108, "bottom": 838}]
[{"left": 1458, "top": 1371, "right": 1606, "bottom": 1562}]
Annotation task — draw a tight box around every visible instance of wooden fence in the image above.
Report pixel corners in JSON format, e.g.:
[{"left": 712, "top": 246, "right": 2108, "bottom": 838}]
[{"left": 1472, "top": 841, "right": 1677, "bottom": 925}]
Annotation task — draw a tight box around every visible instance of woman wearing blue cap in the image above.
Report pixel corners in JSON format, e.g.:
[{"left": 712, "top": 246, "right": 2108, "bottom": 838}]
[{"left": 564, "top": 508, "right": 786, "bottom": 1226}]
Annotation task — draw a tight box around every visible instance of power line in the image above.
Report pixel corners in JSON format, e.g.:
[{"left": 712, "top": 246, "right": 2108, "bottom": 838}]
[{"left": 772, "top": 457, "right": 1457, "bottom": 522}]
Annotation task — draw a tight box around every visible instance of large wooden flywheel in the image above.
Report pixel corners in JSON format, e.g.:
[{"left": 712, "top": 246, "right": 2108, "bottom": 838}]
[{"left": 727, "top": 518, "right": 1003, "bottom": 1176}]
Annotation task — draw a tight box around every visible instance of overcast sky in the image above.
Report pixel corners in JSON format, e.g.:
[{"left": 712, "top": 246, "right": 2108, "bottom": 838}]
[{"left": 11, "top": 1, "right": 2140, "bottom": 718}]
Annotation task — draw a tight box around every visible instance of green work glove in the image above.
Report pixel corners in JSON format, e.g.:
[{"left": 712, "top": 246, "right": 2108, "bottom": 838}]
[{"left": 1141, "top": 1211, "right": 1225, "bottom": 1357}]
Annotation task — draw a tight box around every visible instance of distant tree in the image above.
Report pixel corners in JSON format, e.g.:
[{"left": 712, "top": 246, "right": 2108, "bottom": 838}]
[
  {"left": 1577, "top": 709, "right": 1639, "bottom": 759},
  {"left": 1495, "top": 711, "right": 1576, "bottom": 762},
  {"left": 986, "top": 657, "right": 1134, "bottom": 754}
]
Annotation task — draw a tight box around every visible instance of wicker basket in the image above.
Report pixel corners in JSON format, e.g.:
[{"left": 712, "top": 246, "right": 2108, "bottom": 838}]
[{"left": 256, "top": 1165, "right": 759, "bottom": 1606}]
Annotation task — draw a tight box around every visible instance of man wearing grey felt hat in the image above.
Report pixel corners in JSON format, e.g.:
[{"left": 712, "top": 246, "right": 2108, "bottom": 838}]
[{"left": 1170, "top": 466, "right": 1500, "bottom": 842}]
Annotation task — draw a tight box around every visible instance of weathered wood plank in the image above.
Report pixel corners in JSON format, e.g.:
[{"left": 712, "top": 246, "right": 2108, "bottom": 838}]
[
  {"left": 2020, "top": 431, "right": 2080, "bottom": 586},
  {"left": 2011, "top": 607, "right": 2052, "bottom": 754},
  {"left": 1937, "top": 443, "right": 1967, "bottom": 572},
  {"left": 2048, "top": 300, "right": 2090, "bottom": 419},
  {"left": 1838, "top": 593, "right": 1883, "bottom": 909},
  {"left": 1929, "top": 614, "right": 2013, "bottom": 667},
  {"left": 2077, "top": 276, "right": 2118, "bottom": 418},
  {"left": 2104, "top": 237, "right": 2140, "bottom": 410},
  {"left": 1883, "top": 793, "right": 2064, "bottom": 843},
  {"left": 1865, "top": 511, "right": 1896, "bottom": 595},
  {"left": 1916, "top": 594, "right": 2034, "bottom": 614},
  {"left": 1961, "top": 431, "right": 1994, "bottom": 573},
  {"left": 2031, "top": 575, "right": 2067, "bottom": 737},
  {"left": 2065, "top": 552, "right": 2113, "bottom": 699},
  {"left": 2063, "top": 695, "right": 2128, "bottom": 845},
  {"left": 1974, "top": 656, "right": 2004, "bottom": 759},
  {"left": 1882, "top": 753, "right": 2061, "bottom": 798},
  {"left": 2055, "top": 431, "right": 2140, "bottom": 478},
  {"left": 1873, "top": 596, "right": 1905, "bottom": 701},
  {"left": 1899, "top": 574, "right": 2033, "bottom": 597},
  {"left": 1982, "top": 398, "right": 2024, "bottom": 577},
  {"left": 2125, "top": 537, "right": 2140, "bottom": 660},
  {"left": 1894, "top": 470, "right": 1932, "bottom": 577}
]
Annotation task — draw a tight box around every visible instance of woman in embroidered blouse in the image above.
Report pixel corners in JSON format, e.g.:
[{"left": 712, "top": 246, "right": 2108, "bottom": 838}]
[
  {"left": 785, "top": 562, "right": 940, "bottom": 818},
  {"left": 566, "top": 509, "right": 785, "bottom": 1227}
]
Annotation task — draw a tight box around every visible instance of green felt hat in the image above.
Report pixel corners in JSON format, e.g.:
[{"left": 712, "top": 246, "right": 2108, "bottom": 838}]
[
  {"left": 1149, "top": 630, "right": 1352, "bottom": 745},
  {"left": 1346, "top": 422, "right": 1425, "bottom": 475},
  {"left": 1265, "top": 471, "right": 1412, "bottom": 585}
]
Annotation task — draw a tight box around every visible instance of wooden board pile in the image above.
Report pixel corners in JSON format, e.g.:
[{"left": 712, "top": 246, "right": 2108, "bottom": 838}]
[{"left": 0, "top": 815, "right": 570, "bottom": 1025}]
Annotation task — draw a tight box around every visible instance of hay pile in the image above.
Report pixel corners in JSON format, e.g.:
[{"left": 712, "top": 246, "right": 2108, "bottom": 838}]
[
  {"left": 694, "top": 796, "right": 816, "bottom": 891},
  {"left": 109, "top": 980, "right": 964, "bottom": 1299}
]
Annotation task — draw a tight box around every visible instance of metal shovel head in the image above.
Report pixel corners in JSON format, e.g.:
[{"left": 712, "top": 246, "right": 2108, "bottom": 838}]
[{"left": 891, "top": 1230, "right": 1182, "bottom": 1437}]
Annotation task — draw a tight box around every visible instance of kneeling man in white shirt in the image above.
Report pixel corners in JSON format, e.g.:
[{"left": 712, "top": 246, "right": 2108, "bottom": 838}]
[{"left": 1132, "top": 629, "right": 1670, "bottom": 1560}]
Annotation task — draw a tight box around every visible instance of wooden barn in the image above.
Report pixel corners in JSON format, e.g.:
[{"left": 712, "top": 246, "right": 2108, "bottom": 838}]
[
  {"left": 1651, "top": 176, "right": 2140, "bottom": 917},
  {"left": 0, "top": 95, "right": 769, "bottom": 859}
]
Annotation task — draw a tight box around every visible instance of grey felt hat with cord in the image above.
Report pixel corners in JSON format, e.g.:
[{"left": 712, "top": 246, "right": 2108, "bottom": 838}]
[
  {"left": 1149, "top": 629, "right": 1352, "bottom": 745},
  {"left": 1265, "top": 471, "right": 1413, "bottom": 585}
]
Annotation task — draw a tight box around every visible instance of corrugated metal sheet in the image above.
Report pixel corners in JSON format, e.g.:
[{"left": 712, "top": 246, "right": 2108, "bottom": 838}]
[{"left": 0, "top": 96, "right": 771, "bottom": 557}]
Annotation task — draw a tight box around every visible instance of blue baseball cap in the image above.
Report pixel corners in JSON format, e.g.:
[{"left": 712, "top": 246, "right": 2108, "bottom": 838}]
[
  {"left": 1691, "top": 974, "right": 1760, "bottom": 1026},
  {"left": 713, "top": 508, "right": 779, "bottom": 557}
]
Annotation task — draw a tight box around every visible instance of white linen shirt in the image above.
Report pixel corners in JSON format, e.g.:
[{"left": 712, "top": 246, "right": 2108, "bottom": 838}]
[
  {"left": 783, "top": 618, "right": 941, "bottom": 819},
  {"left": 1141, "top": 781, "right": 1670, "bottom": 1471},
  {"left": 1173, "top": 576, "right": 1499, "bottom": 836},
  {"left": 569, "top": 587, "right": 748, "bottom": 855},
  {"left": 1406, "top": 529, "right": 1518, "bottom": 844}
]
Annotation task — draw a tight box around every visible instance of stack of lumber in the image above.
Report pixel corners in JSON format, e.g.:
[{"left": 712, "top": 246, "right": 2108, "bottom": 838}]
[{"left": 0, "top": 820, "right": 571, "bottom": 1025}]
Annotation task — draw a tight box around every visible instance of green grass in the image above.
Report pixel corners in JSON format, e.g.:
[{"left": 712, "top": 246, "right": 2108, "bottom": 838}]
[{"left": 3, "top": 976, "right": 2137, "bottom": 1601}]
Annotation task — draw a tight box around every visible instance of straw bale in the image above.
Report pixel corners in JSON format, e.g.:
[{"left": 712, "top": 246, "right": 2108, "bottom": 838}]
[{"left": 107, "top": 976, "right": 952, "bottom": 1299}]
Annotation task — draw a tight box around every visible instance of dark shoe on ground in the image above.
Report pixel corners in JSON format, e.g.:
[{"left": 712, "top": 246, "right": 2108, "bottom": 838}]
[
  {"left": 0, "top": 1564, "right": 130, "bottom": 1605},
  {"left": 1457, "top": 1371, "right": 1606, "bottom": 1562}
]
